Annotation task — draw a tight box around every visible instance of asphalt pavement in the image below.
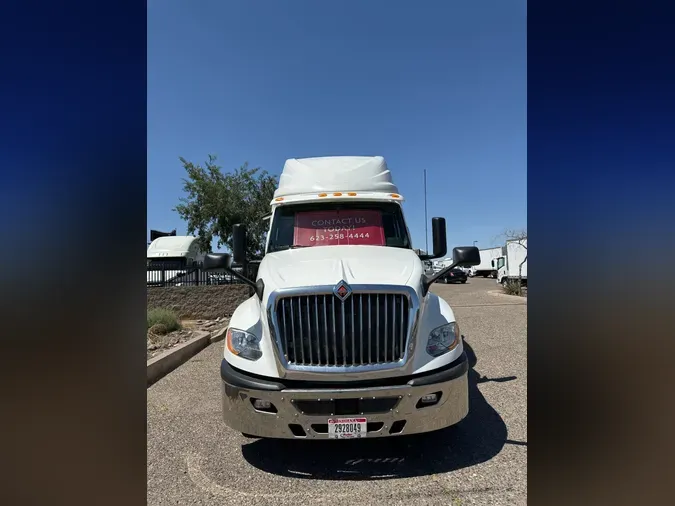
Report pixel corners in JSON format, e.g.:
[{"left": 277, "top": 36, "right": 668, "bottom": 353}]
[{"left": 147, "top": 277, "right": 527, "bottom": 505}]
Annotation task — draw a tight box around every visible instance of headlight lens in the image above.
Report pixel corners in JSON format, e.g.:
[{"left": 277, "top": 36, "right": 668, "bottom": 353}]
[
  {"left": 226, "top": 328, "right": 262, "bottom": 361},
  {"left": 426, "top": 322, "right": 461, "bottom": 357}
]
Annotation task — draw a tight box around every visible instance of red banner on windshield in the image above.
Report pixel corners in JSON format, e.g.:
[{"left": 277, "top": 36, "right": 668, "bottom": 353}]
[{"left": 294, "top": 210, "right": 385, "bottom": 247}]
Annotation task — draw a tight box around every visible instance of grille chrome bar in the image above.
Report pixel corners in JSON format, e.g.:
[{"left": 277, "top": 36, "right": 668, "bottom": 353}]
[
  {"left": 323, "top": 295, "right": 329, "bottom": 364},
  {"left": 399, "top": 295, "right": 405, "bottom": 359},
  {"left": 313, "top": 295, "right": 320, "bottom": 365},
  {"left": 376, "top": 294, "right": 380, "bottom": 361},
  {"left": 331, "top": 298, "right": 337, "bottom": 365},
  {"left": 297, "top": 297, "right": 305, "bottom": 364},
  {"left": 274, "top": 291, "right": 411, "bottom": 368},
  {"left": 359, "top": 298, "right": 364, "bottom": 365},
  {"left": 351, "top": 297, "right": 355, "bottom": 367},
  {"left": 341, "top": 296, "right": 346, "bottom": 366},
  {"left": 384, "top": 294, "right": 388, "bottom": 361}
]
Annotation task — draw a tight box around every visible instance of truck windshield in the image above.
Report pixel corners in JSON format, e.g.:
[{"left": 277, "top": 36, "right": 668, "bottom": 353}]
[{"left": 267, "top": 202, "right": 411, "bottom": 253}]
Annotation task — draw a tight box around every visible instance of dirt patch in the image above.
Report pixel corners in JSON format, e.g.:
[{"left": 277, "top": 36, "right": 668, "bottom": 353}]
[
  {"left": 147, "top": 285, "right": 253, "bottom": 320},
  {"left": 147, "top": 317, "right": 230, "bottom": 360},
  {"left": 487, "top": 290, "right": 528, "bottom": 302},
  {"left": 504, "top": 286, "right": 527, "bottom": 298},
  {"left": 147, "top": 328, "right": 194, "bottom": 360}
]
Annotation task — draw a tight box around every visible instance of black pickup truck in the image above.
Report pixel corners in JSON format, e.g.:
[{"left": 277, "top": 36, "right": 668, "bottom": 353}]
[{"left": 437, "top": 267, "right": 468, "bottom": 284}]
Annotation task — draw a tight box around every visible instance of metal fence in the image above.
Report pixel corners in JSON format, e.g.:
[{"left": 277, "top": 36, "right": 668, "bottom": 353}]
[{"left": 146, "top": 263, "right": 259, "bottom": 287}]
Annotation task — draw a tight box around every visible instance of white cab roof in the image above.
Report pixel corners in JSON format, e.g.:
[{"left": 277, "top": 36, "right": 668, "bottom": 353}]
[
  {"left": 274, "top": 156, "right": 399, "bottom": 198},
  {"left": 147, "top": 236, "right": 197, "bottom": 257}
]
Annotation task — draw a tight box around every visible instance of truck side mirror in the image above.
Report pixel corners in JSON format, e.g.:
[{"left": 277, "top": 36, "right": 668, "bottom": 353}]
[
  {"left": 203, "top": 253, "right": 232, "bottom": 271},
  {"left": 431, "top": 217, "right": 447, "bottom": 258},
  {"left": 232, "top": 224, "right": 247, "bottom": 265},
  {"left": 452, "top": 246, "right": 480, "bottom": 266}
]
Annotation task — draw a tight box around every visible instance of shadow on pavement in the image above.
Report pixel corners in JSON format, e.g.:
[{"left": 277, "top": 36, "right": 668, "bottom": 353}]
[{"left": 241, "top": 338, "right": 515, "bottom": 480}]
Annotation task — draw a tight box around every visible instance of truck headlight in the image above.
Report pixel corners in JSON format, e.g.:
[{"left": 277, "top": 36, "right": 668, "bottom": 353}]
[
  {"left": 426, "top": 322, "right": 461, "bottom": 357},
  {"left": 226, "top": 328, "right": 262, "bottom": 361}
]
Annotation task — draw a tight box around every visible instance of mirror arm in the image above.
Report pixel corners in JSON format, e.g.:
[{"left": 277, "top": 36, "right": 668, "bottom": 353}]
[
  {"left": 419, "top": 252, "right": 445, "bottom": 260},
  {"left": 227, "top": 268, "right": 256, "bottom": 288},
  {"left": 421, "top": 261, "right": 459, "bottom": 297},
  {"left": 225, "top": 266, "right": 264, "bottom": 300},
  {"left": 221, "top": 265, "right": 257, "bottom": 291}
]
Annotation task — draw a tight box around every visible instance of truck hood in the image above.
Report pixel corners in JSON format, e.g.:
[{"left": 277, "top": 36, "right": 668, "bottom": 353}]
[{"left": 259, "top": 246, "right": 422, "bottom": 290}]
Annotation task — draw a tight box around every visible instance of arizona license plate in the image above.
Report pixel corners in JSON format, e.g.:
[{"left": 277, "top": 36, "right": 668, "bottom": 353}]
[{"left": 328, "top": 417, "right": 367, "bottom": 439}]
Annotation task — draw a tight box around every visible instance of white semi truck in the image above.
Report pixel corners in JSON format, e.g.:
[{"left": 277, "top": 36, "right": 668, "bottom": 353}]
[
  {"left": 495, "top": 238, "right": 527, "bottom": 285},
  {"left": 203, "top": 156, "right": 480, "bottom": 440},
  {"left": 146, "top": 235, "right": 206, "bottom": 286},
  {"left": 471, "top": 247, "right": 502, "bottom": 278}
]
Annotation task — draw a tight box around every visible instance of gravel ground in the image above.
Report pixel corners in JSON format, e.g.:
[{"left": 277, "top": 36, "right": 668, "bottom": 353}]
[
  {"left": 147, "top": 277, "right": 527, "bottom": 505},
  {"left": 147, "top": 318, "right": 230, "bottom": 360},
  {"left": 147, "top": 328, "right": 195, "bottom": 360}
]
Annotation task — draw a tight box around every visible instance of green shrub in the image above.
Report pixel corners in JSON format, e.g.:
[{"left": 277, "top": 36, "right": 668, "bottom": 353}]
[
  {"left": 147, "top": 308, "right": 181, "bottom": 334},
  {"left": 502, "top": 280, "right": 524, "bottom": 296}
]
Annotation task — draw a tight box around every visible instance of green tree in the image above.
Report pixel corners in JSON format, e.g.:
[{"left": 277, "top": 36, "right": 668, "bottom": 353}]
[{"left": 174, "top": 155, "right": 277, "bottom": 258}]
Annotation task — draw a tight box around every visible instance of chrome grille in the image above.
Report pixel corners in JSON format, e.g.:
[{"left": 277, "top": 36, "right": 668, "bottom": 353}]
[{"left": 275, "top": 293, "right": 410, "bottom": 366}]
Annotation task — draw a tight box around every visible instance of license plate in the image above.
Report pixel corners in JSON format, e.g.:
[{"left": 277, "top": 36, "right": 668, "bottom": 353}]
[{"left": 328, "top": 417, "right": 367, "bottom": 439}]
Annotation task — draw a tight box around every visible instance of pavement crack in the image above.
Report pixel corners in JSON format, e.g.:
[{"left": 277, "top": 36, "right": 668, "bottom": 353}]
[{"left": 186, "top": 452, "right": 355, "bottom": 501}]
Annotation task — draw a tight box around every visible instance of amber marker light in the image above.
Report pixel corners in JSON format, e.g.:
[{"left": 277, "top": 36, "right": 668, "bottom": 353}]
[{"left": 225, "top": 328, "right": 240, "bottom": 356}]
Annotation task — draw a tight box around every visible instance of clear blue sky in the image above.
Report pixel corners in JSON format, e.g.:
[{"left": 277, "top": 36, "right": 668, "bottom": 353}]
[{"left": 148, "top": 0, "right": 526, "bottom": 253}]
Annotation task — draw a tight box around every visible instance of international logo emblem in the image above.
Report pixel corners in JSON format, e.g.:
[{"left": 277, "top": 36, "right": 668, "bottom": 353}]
[{"left": 334, "top": 280, "right": 352, "bottom": 301}]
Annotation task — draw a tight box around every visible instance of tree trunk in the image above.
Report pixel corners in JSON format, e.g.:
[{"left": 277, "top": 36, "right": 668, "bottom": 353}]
[{"left": 517, "top": 255, "right": 527, "bottom": 296}]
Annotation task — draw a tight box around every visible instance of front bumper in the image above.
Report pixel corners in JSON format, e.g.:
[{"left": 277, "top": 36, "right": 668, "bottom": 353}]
[{"left": 220, "top": 353, "right": 469, "bottom": 439}]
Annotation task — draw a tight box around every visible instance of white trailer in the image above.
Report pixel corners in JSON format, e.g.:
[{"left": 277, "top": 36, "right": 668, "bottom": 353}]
[
  {"left": 146, "top": 235, "right": 207, "bottom": 286},
  {"left": 471, "top": 247, "right": 502, "bottom": 278},
  {"left": 495, "top": 239, "right": 527, "bottom": 285}
]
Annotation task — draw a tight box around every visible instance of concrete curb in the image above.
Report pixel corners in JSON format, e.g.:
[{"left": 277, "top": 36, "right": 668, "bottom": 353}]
[
  {"left": 209, "top": 326, "right": 228, "bottom": 343},
  {"left": 487, "top": 290, "right": 528, "bottom": 303},
  {"left": 147, "top": 330, "right": 212, "bottom": 387}
]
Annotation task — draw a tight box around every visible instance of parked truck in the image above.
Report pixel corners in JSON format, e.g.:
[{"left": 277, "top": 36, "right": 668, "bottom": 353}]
[
  {"left": 146, "top": 235, "right": 206, "bottom": 286},
  {"left": 471, "top": 247, "right": 502, "bottom": 278},
  {"left": 494, "top": 239, "right": 527, "bottom": 285},
  {"left": 203, "top": 155, "right": 480, "bottom": 440}
]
